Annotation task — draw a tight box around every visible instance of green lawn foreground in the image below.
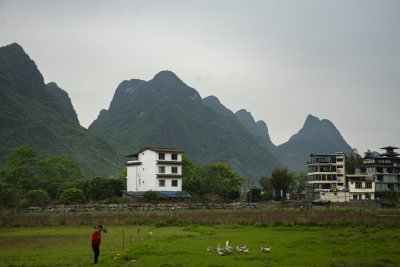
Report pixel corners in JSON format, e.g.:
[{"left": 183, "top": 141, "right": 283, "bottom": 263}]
[{"left": 0, "top": 224, "right": 399, "bottom": 266}]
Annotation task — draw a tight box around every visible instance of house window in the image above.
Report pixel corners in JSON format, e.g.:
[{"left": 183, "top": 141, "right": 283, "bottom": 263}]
[
  {"left": 172, "top": 180, "right": 178, "bottom": 187},
  {"left": 355, "top": 182, "right": 362, "bottom": 189},
  {"left": 159, "top": 179, "right": 165, "bottom": 187},
  {"left": 172, "top": 153, "right": 178, "bottom": 160},
  {"left": 366, "top": 182, "right": 372, "bottom": 189},
  {"left": 172, "top": 167, "right": 178, "bottom": 174},
  {"left": 159, "top": 166, "right": 165, "bottom": 173},
  {"left": 159, "top": 153, "right": 165, "bottom": 160},
  {"left": 353, "top": 195, "right": 358, "bottom": 200}
]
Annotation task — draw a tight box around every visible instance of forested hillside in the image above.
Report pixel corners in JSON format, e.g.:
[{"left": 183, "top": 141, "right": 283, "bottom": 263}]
[
  {"left": 0, "top": 42, "right": 356, "bottom": 179},
  {"left": 0, "top": 43, "right": 122, "bottom": 177},
  {"left": 277, "top": 115, "right": 355, "bottom": 171},
  {"left": 89, "top": 71, "right": 282, "bottom": 178}
]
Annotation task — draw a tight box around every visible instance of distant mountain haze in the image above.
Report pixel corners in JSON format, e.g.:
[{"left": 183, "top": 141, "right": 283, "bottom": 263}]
[
  {"left": 276, "top": 114, "right": 354, "bottom": 171},
  {"left": 89, "top": 71, "right": 282, "bottom": 178},
  {"left": 234, "top": 109, "right": 276, "bottom": 151},
  {"left": 0, "top": 43, "right": 355, "bottom": 179},
  {"left": 0, "top": 43, "right": 122, "bottom": 177}
]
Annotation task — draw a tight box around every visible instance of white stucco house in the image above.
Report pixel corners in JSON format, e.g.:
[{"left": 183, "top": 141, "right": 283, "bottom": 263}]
[{"left": 124, "top": 147, "right": 190, "bottom": 198}]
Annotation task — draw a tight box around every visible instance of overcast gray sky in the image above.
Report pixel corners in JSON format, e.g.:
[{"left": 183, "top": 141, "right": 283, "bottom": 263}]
[{"left": 1, "top": 0, "right": 399, "bottom": 154}]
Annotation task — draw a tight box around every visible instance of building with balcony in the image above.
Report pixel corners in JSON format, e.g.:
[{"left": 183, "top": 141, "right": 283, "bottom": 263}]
[
  {"left": 354, "top": 146, "right": 400, "bottom": 198},
  {"left": 124, "top": 147, "right": 190, "bottom": 198},
  {"left": 306, "top": 147, "right": 400, "bottom": 202},
  {"left": 306, "top": 152, "right": 346, "bottom": 200}
]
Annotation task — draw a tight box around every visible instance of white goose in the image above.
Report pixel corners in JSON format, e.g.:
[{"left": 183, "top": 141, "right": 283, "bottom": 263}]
[
  {"left": 237, "top": 245, "right": 249, "bottom": 254},
  {"left": 217, "top": 243, "right": 226, "bottom": 255},
  {"left": 260, "top": 246, "right": 271, "bottom": 252},
  {"left": 225, "top": 240, "right": 233, "bottom": 254}
]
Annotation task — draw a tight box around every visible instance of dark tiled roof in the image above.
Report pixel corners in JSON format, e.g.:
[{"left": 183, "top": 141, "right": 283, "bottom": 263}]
[
  {"left": 125, "top": 162, "right": 142, "bottom": 166},
  {"left": 138, "top": 147, "right": 184, "bottom": 154}
]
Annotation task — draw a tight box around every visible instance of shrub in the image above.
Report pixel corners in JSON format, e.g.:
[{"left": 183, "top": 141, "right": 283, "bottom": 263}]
[
  {"left": 60, "top": 188, "right": 85, "bottom": 204},
  {"left": 17, "top": 198, "right": 30, "bottom": 209},
  {"left": 26, "top": 189, "right": 49, "bottom": 206},
  {"left": 143, "top": 190, "right": 158, "bottom": 202}
]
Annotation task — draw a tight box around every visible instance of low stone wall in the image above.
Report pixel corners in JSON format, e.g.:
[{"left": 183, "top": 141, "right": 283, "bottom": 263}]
[
  {"left": 1, "top": 202, "right": 282, "bottom": 214},
  {"left": 0, "top": 200, "right": 381, "bottom": 215}
]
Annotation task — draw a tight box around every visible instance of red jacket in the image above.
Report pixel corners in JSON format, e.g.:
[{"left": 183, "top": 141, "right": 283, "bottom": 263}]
[{"left": 91, "top": 230, "right": 101, "bottom": 245}]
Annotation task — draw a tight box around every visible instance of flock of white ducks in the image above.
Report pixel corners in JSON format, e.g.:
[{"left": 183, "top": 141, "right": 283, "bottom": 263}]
[{"left": 208, "top": 241, "right": 270, "bottom": 256}]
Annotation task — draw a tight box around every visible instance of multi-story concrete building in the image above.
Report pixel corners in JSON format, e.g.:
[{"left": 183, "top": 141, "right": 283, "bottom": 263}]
[
  {"left": 306, "top": 152, "right": 377, "bottom": 202},
  {"left": 306, "top": 147, "right": 400, "bottom": 202},
  {"left": 306, "top": 152, "right": 346, "bottom": 201},
  {"left": 124, "top": 147, "right": 188, "bottom": 197},
  {"left": 354, "top": 146, "right": 400, "bottom": 198}
]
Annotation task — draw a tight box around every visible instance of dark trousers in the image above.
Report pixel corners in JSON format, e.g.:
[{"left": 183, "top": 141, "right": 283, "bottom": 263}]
[{"left": 92, "top": 244, "right": 100, "bottom": 264}]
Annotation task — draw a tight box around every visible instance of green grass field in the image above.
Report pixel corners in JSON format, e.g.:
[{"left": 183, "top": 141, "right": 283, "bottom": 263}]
[{"left": 0, "top": 224, "right": 399, "bottom": 266}]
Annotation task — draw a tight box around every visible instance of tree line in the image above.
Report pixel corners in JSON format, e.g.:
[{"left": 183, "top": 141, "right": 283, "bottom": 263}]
[
  {"left": 2, "top": 146, "right": 318, "bottom": 208},
  {"left": 0, "top": 146, "right": 126, "bottom": 208},
  {"left": 182, "top": 155, "right": 308, "bottom": 202}
]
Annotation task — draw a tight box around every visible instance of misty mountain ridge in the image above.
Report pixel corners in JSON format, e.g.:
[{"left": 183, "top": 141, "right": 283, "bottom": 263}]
[
  {"left": 46, "top": 82, "right": 79, "bottom": 124},
  {"left": 276, "top": 114, "right": 354, "bottom": 171},
  {"left": 234, "top": 109, "right": 276, "bottom": 151},
  {"left": 1, "top": 42, "right": 355, "bottom": 178},
  {"left": 0, "top": 43, "right": 122, "bottom": 176},
  {"left": 89, "top": 71, "right": 282, "bottom": 178}
]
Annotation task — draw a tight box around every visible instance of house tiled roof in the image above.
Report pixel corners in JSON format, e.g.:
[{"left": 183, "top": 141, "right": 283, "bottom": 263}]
[
  {"left": 125, "top": 161, "right": 142, "bottom": 166},
  {"left": 138, "top": 147, "right": 184, "bottom": 154}
]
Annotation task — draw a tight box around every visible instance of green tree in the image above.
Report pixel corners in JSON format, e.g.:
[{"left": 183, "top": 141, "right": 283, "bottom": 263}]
[
  {"left": 37, "top": 155, "right": 82, "bottom": 187},
  {"left": 87, "top": 176, "right": 114, "bottom": 200},
  {"left": 43, "top": 179, "right": 62, "bottom": 199},
  {"left": 0, "top": 182, "right": 24, "bottom": 207},
  {"left": 117, "top": 167, "right": 127, "bottom": 180},
  {"left": 60, "top": 188, "right": 85, "bottom": 204},
  {"left": 56, "top": 181, "right": 74, "bottom": 199},
  {"left": 182, "top": 155, "right": 206, "bottom": 197},
  {"left": 364, "top": 149, "right": 373, "bottom": 157},
  {"left": 26, "top": 189, "right": 49, "bottom": 206},
  {"left": 109, "top": 177, "right": 125, "bottom": 197},
  {"left": 3, "top": 146, "right": 39, "bottom": 186},
  {"left": 204, "top": 163, "right": 242, "bottom": 200},
  {"left": 269, "top": 168, "right": 294, "bottom": 201},
  {"left": 345, "top": 149, "right": 363, "bottom": 174},
  {"left": 74, "top": 179, "right": 89, "bottom": 197},
  {"left": 289, "top": 173, "right": 308, "bottom": 200}
]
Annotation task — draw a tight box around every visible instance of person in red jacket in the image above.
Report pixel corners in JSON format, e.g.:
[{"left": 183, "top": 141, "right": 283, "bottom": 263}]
[{"left": 91, "top": 225, "right": 103, "bottom": 265}]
